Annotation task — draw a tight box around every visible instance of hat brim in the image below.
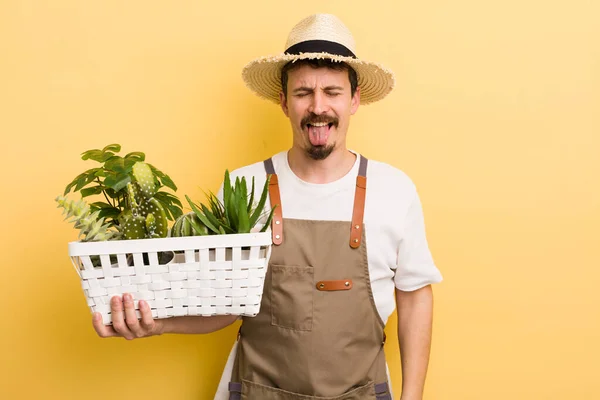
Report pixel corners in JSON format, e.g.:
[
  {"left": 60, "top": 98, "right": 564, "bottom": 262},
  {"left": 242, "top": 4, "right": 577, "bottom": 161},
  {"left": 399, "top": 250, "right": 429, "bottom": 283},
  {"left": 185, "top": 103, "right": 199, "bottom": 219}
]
[{"left": 242, "top": 53, "right": 395, "bottom": 105}]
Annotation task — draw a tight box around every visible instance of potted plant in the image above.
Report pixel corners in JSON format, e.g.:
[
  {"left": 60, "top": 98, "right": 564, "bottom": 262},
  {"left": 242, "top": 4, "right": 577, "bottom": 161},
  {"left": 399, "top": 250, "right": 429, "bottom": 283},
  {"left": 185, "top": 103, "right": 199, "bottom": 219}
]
[{"left": 57, "top": 144, "right": 274, "bottom": 325}]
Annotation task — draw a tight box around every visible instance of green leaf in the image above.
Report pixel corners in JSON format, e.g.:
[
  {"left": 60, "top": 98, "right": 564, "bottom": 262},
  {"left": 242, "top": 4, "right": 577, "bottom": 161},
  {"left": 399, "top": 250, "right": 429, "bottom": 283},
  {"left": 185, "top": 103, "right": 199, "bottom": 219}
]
[
  {"left": 97, "top": 207, "right": 121, "bottom": 221},
  {"left": 81, "top": 149, "right": 103, "bottom": 161},
  {"left": 165, "top": 203, "right": 183, "bottom": 221},
  {"left": 125, "top": 151, "right": 145, "bottom": 161},
  {"left": 73, "top": 175, "right": 89, "bottom": 192},
  {"left": 201, "top": 204, "right": 222, "bottom": 232},
  {"left": 159, "top": 174, "right": 177, "bottom": 191},
  {"left": 123, "top": 158, "right": 137, "bottom": 173},
  {"left": 237, "top": 194, "right": 250, "bottom": 233},
  {"left": 223, "top": 170, "right": 232, "bottom": 214},
  {"left": 81, "top": 149, "right": 115, "bottom": 163},
  {"left": 104, "top": 173, "right": 131, "bottom": 192},
  {"left": 260, "top": 205, "right": 277, "bottom": 232},
  {"left": 64, "top": 168, "right": 101, "bottom": 195},
  {"left": 145, "top": 164, "right": 177, "bottom": 192},
  {"left": 226, "top": 187, "right": 238, "bottom": 231},
  {"left": 154, "top": 191, "right": 183, "bottom": 208},
  {"left": 207, "top": 192, "right": 225, "bottom": 220},
  {"left": 104, "top": 156, "right": 126, "bottom": 173},
  {"left": 105, "top": 188, "right": 120, "bottom": 199},
  {"left": 102, "top": 144, "right": 121, "bottom": 153},
  {"left": 89, "top": 202, "right": 114, "bottom": 209},
  {"left": 249, "top": 174, "right": 271, "bottom": 228},
  {"left": 185, "top": 195, "right": 219, "bottom": 234},
  {"left": 100, "top": 152, "right": 116, "bottom": 163},
  {"left": 247, "top": 177, "right": 255, "bottom": 213},
  {"left": 80, "top": 186, "right": 103, "bottom": 198},
  {"left": 240, "top": 177, "right": 248, "bottom": 207}
]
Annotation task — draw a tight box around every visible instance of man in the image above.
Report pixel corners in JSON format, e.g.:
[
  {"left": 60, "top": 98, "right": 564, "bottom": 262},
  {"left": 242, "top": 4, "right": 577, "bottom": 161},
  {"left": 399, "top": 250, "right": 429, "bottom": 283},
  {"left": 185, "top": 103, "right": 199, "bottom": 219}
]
[{"left": 93, "top": 14, "right": 442, "bottom": 400}]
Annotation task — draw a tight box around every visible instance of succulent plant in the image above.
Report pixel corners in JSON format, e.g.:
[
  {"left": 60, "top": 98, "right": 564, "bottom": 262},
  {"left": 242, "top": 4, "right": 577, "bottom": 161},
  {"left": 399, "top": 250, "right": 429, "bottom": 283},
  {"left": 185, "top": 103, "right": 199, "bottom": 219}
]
[
  {"left": 55, "top": 195, "right": 120, "bottom": 241},
  {"left": 176, "top": 170, "right": 276, "bottom": 236}
]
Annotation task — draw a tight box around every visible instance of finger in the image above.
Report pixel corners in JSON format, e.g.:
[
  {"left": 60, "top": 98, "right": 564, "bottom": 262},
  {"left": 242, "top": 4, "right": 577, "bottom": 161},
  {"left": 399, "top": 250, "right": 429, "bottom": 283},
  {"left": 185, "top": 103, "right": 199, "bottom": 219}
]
[
  {"left": 110, "top": 295, "right": 134, "bottom": 340},
  {"left": 138, "top": 300, "right": 158, "bottom": 334},
  {"left": 92, "top": 312, "right": 119, "bottom": 338},
  {"left": 122, "top": 293, "right": 142, "bottom": 337}
]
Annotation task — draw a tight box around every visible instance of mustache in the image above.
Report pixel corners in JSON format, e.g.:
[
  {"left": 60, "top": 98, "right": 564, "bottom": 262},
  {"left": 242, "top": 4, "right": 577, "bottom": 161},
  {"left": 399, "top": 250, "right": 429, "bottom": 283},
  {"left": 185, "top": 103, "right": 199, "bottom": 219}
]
[{"left": 301, "top": 113, "right": 339, "bottom": 129}]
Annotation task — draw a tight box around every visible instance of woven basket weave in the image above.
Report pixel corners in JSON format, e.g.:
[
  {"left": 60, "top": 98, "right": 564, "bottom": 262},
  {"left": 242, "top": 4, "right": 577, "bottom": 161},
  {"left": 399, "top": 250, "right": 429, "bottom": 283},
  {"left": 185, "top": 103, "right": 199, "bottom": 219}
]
[{"left": 68, "top": 232, "right": 272, "bottom": 325}]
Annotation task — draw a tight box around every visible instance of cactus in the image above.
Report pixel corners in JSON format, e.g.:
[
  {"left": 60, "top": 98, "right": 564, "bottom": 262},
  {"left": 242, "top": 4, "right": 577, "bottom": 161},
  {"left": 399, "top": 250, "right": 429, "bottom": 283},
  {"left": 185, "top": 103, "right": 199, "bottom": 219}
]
[
  {"left": 55, "top": 195, "right": 119, "bottom": 241},
  {"left": 132, "top": 162, "right": 157, "bottom": 197},
  {"left": 170, "top": 212, "right": 209, "bottom": 237},
  {"left": 119, "top": 161, "right": 169, "bottom": 240}
]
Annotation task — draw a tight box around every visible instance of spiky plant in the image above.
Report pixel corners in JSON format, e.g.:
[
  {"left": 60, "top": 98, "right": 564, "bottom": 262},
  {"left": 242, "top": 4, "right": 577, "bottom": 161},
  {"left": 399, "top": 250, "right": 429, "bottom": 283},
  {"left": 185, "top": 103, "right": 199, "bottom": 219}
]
[
  {"left": 175, "top": 171, "right": 275, "bottom": 236},
  {"left": 55, "top": 195, "right": 120, "bottom": 241}
]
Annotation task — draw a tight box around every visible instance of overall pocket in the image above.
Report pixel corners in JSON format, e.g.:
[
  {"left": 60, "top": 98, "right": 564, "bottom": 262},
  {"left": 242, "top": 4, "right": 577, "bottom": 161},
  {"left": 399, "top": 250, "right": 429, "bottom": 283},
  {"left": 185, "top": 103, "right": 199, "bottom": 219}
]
[
  {"left": 270, "top": 264, "right": 313, "bottom": 331},
  {"left": 241, "top": 379, "right": 375, "bottom": 400}
]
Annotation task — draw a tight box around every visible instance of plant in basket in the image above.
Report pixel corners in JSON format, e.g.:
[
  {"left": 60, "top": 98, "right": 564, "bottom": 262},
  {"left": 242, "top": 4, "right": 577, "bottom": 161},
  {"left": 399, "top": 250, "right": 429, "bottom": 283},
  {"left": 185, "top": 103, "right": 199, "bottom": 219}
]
[
  {"left": 55, "top": 143, "right": 183, "bottom": 242},
  {"left": 170, "top": 171, "right": 276, "bottom": 237},
  {"left": 56, "top": 145, "right": 275, "bottom": 325}
]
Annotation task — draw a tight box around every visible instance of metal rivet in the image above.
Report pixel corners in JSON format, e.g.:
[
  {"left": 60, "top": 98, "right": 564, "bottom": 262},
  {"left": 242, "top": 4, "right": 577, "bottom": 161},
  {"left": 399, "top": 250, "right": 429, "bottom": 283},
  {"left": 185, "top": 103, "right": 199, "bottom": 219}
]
[
  {"left": 345, "top": 282, "right": 350, "bottom": 287},
  {"left": 275, "top": 220, "right": 281, "bottom": 225},
  {"left": 275, "top": 235, "right": 281, "bottom": 239},
  {"left": 353, "top": 238, "right": 359, "bottom": 243},
  {"left": 319, "top": 283, "right": 325, "bottom": 288},
  {"left": 354, "top": 225, "right": 360, "bottom": 229}
]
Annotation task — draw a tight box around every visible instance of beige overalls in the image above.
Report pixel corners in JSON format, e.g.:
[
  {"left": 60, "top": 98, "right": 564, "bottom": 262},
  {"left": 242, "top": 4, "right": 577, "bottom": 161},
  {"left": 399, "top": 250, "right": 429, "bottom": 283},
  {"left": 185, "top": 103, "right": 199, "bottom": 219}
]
[{"left": 228, "top": 155, "right": 391, "bottom": 400}]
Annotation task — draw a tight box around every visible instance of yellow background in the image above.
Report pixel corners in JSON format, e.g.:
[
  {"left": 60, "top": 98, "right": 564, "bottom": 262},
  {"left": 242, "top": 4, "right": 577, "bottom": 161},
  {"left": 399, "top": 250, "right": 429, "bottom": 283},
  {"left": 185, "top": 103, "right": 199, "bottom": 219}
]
[{"left": 1, "top": 1, "right": 598, "bottom": 399}]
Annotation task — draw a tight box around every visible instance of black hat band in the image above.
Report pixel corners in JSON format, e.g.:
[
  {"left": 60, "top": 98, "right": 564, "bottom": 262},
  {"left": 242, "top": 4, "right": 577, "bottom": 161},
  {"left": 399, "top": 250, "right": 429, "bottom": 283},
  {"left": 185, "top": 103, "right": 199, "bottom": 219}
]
[{"left": 285, "top": 40, "right": 356, "bottom": 58}]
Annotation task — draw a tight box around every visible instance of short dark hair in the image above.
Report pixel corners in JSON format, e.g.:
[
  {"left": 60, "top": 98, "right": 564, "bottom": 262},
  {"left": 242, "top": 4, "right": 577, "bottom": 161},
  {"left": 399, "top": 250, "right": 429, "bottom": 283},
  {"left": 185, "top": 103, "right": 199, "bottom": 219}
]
[{"left": 280, "top": 59, "right": 358, "bottom": 99}]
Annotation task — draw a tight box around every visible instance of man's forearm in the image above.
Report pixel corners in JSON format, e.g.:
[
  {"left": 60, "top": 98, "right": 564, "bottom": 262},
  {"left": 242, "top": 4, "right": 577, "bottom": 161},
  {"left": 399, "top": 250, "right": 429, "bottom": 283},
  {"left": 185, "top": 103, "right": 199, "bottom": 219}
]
[
  {"left": 162, "top": 314, "right": 238, "bottom": 335},
  {"left": 395, "top": 285, "right": 434, "bottom": 400}
]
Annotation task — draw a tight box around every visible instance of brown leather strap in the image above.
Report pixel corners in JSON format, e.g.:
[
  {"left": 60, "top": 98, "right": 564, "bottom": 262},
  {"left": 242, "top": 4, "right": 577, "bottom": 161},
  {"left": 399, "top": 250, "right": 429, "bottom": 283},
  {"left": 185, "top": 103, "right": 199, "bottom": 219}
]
[
  {"left": 316, "top": 280, "right": 353, "bottom": 291},
  {"left": 264, "top": 155, "right": 367, "bottom": 248},
  {"left": 350, "top": 155, "right": 368, "bottom": 249},
  {"left": 350, "top": 178, "right": 366, "bottom": 248},
  {"left": 264, "top": 158, "right": 283, "bottom": 245},
  {"left": 268, "top": 174, "right": 283, "bottom": 245}
]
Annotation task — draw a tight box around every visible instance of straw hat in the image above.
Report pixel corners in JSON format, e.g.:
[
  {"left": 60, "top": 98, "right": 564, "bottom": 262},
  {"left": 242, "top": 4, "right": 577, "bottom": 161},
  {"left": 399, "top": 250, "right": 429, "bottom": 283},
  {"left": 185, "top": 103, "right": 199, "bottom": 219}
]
[{"left": 241, "top": 14, "right": 395, "bottom": 105}]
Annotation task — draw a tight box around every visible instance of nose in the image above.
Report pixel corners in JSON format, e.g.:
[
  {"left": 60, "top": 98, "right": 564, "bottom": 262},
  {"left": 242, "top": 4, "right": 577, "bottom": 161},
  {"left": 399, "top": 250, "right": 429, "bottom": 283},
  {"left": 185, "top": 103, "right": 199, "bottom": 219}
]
[{"left": 308, "top": 91, "right": 329, "bottom": 115}]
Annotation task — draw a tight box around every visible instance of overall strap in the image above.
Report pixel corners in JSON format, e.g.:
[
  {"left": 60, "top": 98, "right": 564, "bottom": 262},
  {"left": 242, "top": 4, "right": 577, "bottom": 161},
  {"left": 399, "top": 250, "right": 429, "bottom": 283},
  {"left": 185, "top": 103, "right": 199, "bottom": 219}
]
[
  {"left": 264, "top": 155, "right": 367, "bottom": 248},
  {"left": 350, "top": 155, "right": 368, "bottom": 249},
  {"left": 228, "top": 382, "right": 241, "bottom": 400},
  {"left": 263, "top": 158, "right": 283, "bottom": 245}
]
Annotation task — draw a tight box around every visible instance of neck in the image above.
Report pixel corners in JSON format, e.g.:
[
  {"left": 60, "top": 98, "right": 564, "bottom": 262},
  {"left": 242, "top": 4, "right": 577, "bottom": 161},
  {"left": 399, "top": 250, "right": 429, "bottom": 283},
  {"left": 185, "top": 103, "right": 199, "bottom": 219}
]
[{"left": 287, "top": 146, "right": 356, "bottom": 184}]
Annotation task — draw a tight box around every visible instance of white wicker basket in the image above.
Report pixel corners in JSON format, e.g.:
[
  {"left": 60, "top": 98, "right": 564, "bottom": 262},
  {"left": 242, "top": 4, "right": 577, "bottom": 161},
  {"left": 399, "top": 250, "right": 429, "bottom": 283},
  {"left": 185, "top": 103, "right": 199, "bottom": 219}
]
[{"left": 68, "top": 232, "right": 272, "bottom": 325}]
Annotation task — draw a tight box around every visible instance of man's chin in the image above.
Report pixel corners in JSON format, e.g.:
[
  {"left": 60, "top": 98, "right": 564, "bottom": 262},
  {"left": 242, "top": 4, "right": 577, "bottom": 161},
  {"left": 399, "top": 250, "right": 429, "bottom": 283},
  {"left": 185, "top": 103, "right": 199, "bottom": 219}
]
[{"left": 306, "top": 144, "right": 335, "bottom": 160}]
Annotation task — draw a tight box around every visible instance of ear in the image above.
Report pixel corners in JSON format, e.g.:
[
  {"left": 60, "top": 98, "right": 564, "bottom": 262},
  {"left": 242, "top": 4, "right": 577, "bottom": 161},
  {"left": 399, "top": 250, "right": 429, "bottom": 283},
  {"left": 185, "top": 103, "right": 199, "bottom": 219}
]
[
  {"left": 279, "top": 91, "right": 289, "bottom": 117},
  {"left": 350, "top": 87, "right": 360, "bottom": 115}
]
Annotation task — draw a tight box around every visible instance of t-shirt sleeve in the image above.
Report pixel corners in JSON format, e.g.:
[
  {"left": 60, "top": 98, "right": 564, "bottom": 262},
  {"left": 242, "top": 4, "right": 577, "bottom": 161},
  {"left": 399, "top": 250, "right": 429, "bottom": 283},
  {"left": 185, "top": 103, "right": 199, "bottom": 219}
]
[{"left": 394, "top": 188, "right": 443, "bottom": 291}]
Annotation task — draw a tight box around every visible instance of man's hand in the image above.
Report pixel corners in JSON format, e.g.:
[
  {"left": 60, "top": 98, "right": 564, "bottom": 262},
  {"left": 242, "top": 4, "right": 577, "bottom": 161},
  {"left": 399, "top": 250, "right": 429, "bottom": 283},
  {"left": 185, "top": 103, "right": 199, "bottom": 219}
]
[{"left": 92, "top": 293, "right": 164, "bottom": 340}]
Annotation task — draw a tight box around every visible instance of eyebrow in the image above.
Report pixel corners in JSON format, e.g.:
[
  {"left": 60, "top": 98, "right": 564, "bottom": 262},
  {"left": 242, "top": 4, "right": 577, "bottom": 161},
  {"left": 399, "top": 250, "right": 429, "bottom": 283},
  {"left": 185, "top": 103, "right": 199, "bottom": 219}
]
[{"left": 292, "top": 85, "right": 345, "bottom": 93}]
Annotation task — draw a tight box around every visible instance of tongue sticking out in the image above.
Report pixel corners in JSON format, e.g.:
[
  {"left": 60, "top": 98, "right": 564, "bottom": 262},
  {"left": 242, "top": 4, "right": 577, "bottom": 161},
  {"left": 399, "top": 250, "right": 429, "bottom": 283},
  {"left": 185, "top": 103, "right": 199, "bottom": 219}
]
[{"left": 308, "top": 125, "right": 330, "bottom": 146}]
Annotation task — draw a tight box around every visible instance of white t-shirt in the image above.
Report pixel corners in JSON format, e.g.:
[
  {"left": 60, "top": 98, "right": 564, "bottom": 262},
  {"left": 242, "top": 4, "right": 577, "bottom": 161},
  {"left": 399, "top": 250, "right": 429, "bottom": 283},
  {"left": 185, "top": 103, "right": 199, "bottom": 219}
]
[{"left": 212, "top": 150, "right": 443, "bottom": 399}]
